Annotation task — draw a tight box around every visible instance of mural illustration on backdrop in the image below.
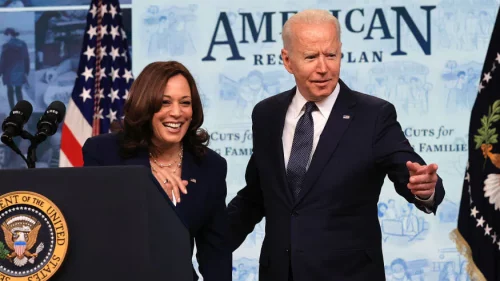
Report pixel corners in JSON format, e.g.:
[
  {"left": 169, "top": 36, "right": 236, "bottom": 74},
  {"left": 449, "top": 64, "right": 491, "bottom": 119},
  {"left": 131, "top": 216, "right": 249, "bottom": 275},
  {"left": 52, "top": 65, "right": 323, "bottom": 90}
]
[{"left": 0, "top": 0, "right": 498, "bottom": 280}]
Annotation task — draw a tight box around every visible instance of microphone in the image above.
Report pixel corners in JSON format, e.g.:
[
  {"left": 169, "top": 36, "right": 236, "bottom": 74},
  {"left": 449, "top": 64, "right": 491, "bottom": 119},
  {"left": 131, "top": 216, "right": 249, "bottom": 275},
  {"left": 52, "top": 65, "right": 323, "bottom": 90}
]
[
  {"left": 23, "top": 101, "right": 66, "bottom": 168},
  {"left": 1, "top": 100, "right": 33, "bottom": 144},
  {"left": 35, "top": 101, "right": 66, "bottom": 140}
]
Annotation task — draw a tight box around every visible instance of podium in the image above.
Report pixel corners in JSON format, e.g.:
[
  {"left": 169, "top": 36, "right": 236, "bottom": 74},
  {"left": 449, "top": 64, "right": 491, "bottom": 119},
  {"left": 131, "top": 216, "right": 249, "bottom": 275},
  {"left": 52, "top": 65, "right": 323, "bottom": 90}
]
[{"left": 0, "top": 166, "right": 193, "bottom": 281}]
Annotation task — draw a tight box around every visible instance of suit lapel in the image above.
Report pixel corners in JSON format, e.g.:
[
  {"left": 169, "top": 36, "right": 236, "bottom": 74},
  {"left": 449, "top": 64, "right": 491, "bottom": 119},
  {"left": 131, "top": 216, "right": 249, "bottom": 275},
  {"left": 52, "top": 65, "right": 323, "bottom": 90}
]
[
  {"left": 294, "top": 80, "right": 357, "bottom": 206},
  {"left": 180, "top": 149, "right": 200, "bottom": 187},
  {"left": 125, "top": 147, "right": 200, "bottom": 211},
  {"left": 270, "top": 88, "right": 296, "bottom": 206},
  {"left": 128, "top": 146, "right": 191, "bottom": 224}
]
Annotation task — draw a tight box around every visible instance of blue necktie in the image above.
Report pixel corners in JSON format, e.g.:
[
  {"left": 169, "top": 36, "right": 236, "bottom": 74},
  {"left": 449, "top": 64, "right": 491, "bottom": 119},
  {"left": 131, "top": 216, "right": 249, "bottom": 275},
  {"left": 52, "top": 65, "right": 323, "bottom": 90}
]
[{"left": 287, "top": 101, "right": 317, "bottom": 199}]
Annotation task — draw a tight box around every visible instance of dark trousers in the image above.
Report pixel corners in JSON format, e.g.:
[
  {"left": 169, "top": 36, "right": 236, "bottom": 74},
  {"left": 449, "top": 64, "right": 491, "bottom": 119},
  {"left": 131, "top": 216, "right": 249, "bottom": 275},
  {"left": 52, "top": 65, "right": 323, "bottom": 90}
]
[{"left": 7, "top": 86, "right": 23, "bottom": 110}]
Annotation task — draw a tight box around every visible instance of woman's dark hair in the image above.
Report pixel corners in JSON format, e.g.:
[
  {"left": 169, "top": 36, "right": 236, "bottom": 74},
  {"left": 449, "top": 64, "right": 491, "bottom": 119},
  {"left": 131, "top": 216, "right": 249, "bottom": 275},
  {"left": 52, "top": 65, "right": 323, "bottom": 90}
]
[
  {"left": 3, "top": 28, "right": 19, "bottom": 37},
  {"left": 120, "top": 61, "right": 209, "bottom": 159}
]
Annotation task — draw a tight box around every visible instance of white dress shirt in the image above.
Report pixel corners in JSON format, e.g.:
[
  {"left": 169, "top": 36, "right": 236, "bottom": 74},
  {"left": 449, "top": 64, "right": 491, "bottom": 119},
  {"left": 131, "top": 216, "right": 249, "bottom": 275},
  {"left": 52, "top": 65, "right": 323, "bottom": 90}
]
[
  {"left": 281, "top": 83, "right": 435, "bottom": 208},
  {"left": 283, "top": 83, "right": 340, "bottom": 170}
]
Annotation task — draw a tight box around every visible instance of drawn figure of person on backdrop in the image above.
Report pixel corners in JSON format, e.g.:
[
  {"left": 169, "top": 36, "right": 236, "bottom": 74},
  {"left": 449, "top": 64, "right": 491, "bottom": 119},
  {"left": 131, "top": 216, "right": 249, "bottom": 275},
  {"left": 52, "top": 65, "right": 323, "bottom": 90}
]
[
  {"left": 389, "top": 258, "right": 412, "bottom": 281},
  {"left": 438, "top": 261, "right": 459, "bottom": 281},
  {"left": 0, "top": 28, "right": 30, "bottom": 110}
]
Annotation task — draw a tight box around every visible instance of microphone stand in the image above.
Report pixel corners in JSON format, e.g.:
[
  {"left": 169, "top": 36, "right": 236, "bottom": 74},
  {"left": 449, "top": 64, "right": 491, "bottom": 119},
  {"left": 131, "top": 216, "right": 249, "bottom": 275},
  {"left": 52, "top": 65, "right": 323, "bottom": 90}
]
[
  {"left": 24, "top": 131, "right": 49, "bottom": 169},
  {"left": 1, "top": 132, "right": 34, "bottom": 169},
  {"left": 21, "top": 130, "right": 38, "bottom": 169},
  {"left": 1, "top": 130, "right": 51, "bottom": 169}
]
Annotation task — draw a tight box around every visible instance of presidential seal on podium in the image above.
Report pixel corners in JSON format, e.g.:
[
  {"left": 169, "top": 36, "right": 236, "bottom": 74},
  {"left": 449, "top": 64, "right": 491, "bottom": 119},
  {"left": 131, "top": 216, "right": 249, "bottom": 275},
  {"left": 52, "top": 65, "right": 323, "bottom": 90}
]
[{"left": 0, "top": 191, "right": 69, "bottom": 281}]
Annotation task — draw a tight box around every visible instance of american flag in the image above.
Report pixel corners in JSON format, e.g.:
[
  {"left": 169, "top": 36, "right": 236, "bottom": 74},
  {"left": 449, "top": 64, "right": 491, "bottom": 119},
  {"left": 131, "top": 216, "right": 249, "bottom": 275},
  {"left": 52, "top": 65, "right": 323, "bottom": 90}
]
[{"left": 59, "top": 0, "right": 133, "bottom": 167}]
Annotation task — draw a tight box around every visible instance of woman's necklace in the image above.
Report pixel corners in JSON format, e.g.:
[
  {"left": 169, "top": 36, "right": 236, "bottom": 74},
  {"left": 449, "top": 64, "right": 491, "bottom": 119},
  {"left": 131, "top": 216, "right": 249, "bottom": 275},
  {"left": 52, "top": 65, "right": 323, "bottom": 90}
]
[{"left": 149, "top": 146, "right": 183, "bottom": 173}]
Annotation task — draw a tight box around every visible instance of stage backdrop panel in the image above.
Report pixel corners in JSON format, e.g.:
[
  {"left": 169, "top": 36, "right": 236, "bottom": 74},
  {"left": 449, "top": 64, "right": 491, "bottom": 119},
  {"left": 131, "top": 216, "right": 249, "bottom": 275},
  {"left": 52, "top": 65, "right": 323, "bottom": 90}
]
[{"left": 131, "top": 0, "right": 498, "bottom": 280}]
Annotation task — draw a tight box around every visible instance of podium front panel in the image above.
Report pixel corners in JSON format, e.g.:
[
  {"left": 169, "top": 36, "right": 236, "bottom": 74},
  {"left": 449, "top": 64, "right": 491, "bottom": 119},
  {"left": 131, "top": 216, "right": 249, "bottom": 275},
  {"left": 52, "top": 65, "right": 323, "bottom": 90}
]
[{"left": 0, "top": 166, "right": 193, "bottom": 281}]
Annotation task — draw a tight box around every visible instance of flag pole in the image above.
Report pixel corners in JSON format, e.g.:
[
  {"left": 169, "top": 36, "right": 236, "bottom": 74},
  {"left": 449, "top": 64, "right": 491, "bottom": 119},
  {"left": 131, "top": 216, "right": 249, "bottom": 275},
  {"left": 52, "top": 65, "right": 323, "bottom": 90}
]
[{"left": 92, "top": 0, "right": 104, "bottom": 136}]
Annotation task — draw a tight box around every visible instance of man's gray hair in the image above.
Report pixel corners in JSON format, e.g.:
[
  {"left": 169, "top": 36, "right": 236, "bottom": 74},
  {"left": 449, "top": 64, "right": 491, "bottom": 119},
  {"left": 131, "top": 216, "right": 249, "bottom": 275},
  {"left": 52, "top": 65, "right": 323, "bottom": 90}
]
[{"left": 282, "top": 9, "right": 341, "bottom": 50}]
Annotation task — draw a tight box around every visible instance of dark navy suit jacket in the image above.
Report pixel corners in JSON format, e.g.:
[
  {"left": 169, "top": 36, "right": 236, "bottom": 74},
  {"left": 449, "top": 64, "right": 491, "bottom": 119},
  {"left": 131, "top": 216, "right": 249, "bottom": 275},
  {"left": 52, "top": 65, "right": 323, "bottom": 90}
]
[
  {"left": 82, "top": 132, "right": 232, "bottom": 281},
  {"left": 228, "top": 80, "right": 445, "bottom": 281}
]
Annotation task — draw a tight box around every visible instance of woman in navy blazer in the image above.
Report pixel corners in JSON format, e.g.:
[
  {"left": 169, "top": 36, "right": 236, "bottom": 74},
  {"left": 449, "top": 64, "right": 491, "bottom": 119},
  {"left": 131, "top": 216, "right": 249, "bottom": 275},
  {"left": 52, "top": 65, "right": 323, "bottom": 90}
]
[{"left": 82, "top": 61, "right": 231, "bottom": 281}]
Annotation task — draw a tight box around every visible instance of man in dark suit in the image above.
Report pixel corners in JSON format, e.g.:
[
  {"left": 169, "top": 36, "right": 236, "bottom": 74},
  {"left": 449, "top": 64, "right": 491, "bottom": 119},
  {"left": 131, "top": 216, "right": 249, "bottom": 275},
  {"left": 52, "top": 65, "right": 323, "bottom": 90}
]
[{"left": 227, "top": 9, "right": 445, "bottom": 281}]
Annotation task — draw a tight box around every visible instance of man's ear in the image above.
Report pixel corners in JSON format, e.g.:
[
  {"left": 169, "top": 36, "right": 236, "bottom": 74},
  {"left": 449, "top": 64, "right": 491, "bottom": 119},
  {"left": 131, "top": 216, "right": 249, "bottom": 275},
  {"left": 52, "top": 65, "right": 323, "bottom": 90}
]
[{"left": 281, "top": 48, "right": 293, "bottom": 74}]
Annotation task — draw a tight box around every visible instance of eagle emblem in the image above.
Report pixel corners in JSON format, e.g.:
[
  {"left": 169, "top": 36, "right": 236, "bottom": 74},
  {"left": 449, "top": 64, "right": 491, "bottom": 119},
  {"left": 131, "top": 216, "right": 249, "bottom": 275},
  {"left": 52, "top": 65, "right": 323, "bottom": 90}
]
[{"left": 0, "top": 215, "right": 44, "bottom": 267}]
